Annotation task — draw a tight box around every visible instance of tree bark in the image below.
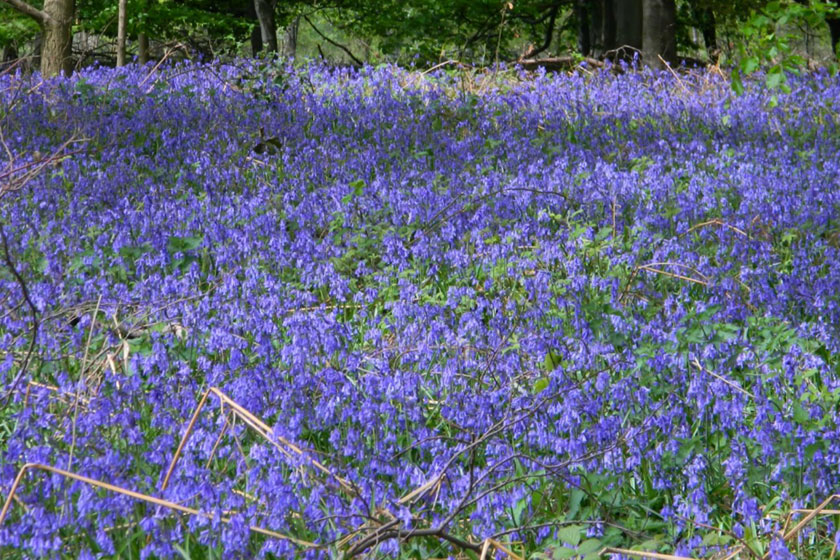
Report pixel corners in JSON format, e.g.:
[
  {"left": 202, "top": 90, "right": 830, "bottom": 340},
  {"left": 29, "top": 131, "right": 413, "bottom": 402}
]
[
  {"left": 250, "top": 26, "right": 263, "bottom": 55},
  {"left": 116, "top": 0, "right": 127, "bottom": 66},
  {"left": 138, "top": 33, "right": 149, "bottom": 64},
  {"left": 688, "top": 1, "right": 717, "bottom": 61},
  {"left": 1, "top": 0, "right": 74, "bottom": 76},
  {"left": 575, "top": 0, "right": 591, "bottom": 56},
  {"left": 2, "top": 44, "right": 18, "bottom": 63},
  {"left": 642, "top": 0, "right": 676, "bottom": 67},
  {"left": 614, "top": 0, "right": 643, "bottom": 60},
  {"left": 828, "top": 17, "right": 840, "bottom": 59},
  {"left": 282, "top": 15, "right": 299, "bottom": 59},
  {"left": 588, "top": 0, "right": 616, "bottom": 57},
  {"left": 42, "top": 0, "right": 75, "bottom": 76},
  {"left": 136, "top": 0, "right": 149, "bottom": 64},
  {"left": 254, "top": 0, "right": 278, "bottom": 53}
]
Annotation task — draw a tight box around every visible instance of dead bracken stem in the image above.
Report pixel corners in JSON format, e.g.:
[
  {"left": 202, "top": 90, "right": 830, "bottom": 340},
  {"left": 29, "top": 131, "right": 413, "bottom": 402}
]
[
  {"left": 21, "top": 380, "right": 91, "bottom": 409},
  {"left": 161, "top": 386, "right": 357, "bottom": 496},
  {"left": 67, "top": 295, "right": 102, "bottom": 474},
  {"left": 601, "top": 547, "right": 698, "bottom": 560},
  {"left": 685, "top": 218, "right": 749, "bottom": 238},
  {"left": 691, "top": 358, "right": 756, "bottom": 400},
  {"left": 780, "top": 494, "right": 840, "bottom": 545},
  {"left": 0, "top": 462, "right": 317, "bottom": 548}
]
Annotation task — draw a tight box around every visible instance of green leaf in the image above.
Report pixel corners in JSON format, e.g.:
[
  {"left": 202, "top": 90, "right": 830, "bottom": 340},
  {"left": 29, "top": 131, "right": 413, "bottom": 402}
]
[
  {"left": 550, "top": 546, "right": 579, "bottom": 559},
  {"left": 167, "top": 235, "right": 203, "bottom": 253},
  {"left": 349, "top": 179, "right": 366, "bottom": 195},
  {"left": 567, "top": 489, "right": 584, "bottom": 519},
  {"left": 533, "top": 377, "right": 550, "bottom": 394},
  {"left": 633, "top": 537, "right": 665, "bottom": 551},
  {"left": 731, "top": 70, "right": 745, "bottom": 96},
  {"left": 556, "top": 525, "right": 582, "bottom": 547},
  {"left": 740, "top": 56, "right": 759, "bottom": 75},
  {"left": 766, "top": 69, "right": 785, "bottom": 90},
  {"left": 543, "top": 349, "right": 562, "bottom": 372},
  {"left": 577, "top": 538, "right": 602, "bottom": 554},
  {"left": 702, "top": 532, "right": 733, "bottom": 546},
  {"left": 793, "top": 401, "right": 810, "bottom": 425}
]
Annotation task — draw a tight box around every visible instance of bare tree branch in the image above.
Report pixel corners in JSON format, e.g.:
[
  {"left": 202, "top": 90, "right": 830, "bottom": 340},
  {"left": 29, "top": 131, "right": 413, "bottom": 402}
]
[
  {"left": 0, "top": 222, "right": 39, "bottom": 405},
  {"left": 303, "top": 15, "right": 364, "bottom": 66}
]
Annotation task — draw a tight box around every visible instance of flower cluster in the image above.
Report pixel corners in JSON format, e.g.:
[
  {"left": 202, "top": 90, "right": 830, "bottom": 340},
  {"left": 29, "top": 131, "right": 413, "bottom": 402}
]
[{"left": 0, "top": 60, "right": 839, "bottom": 558}]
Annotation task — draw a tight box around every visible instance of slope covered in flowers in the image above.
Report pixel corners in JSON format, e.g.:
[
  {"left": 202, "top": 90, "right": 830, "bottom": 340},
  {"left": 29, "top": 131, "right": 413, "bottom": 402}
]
[{"left": 1, "top": 62, "right": 840, "bottom": 559}]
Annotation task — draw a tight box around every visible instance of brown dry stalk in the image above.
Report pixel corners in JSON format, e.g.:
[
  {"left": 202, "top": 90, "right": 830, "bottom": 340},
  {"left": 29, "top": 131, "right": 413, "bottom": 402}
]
[
  {"left": 691, "top": 358, "right": 756, "bottom": 400},
  {"left": 399, "top": 476, "right": 440, "bottom": 505},
  {"left": 286, "top": 303, "right": 363, "bottom": 315},
  {"left": 657, "top": 55, "right": 689, "bottom": 94},
  {"left": 21, "top": 381, "right": 100, "bottom": 423},
  {"left": 487, "top": 538, "right": 523, "bottom": 560},
  {"left": 479, "top": 538, "right": 493, "bottom": 560},
  {"left": 685, "top": 219, "right": 748, "bottom": 238},
  {"left": 601, "top": 547, "right": 699, "bottom": 560},
  {"left": 478, "top": 537, "right": 523, "bottom": 560},
  {"left": 717, "top": 546, "right": 746, "bottom": 560},
  {"left": 0, "top": 462, "right": 317, "bottom": 547},
  {"left": 619, "top": 267, "right": 640, "bottom": 304},
  {"left": 67, "top": 295, "right": 102, "bottom": 474},
  {"left": 140, "top": 43, "right": 187, "bottom": 89},
  {"left": 637, "top": 263, "right": 709, "bottom": 287},
  {"left": 780, "top": 494, "right": 840, "bottom": 546},
  {"left": 205, "top": 411, "right": 232, "bottom": 469},
  {"left": 161, "top": 387, "right": 356, "bottom": 496}
]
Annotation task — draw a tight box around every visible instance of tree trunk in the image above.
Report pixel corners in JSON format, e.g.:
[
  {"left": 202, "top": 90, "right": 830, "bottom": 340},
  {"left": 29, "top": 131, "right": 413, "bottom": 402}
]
[
  {"left": 575, "top": 0, "right": 591, "bottom": 56},
  {"left": 828, "top": 18, "right": 840, "bottom": 59},
  {"left": 138, "top": 33, "right": 149, "bottom": 64},
  {"left": 250, "top": 26, "right": 263, "bottom": 56},
  {"left": 642, "top": 0, "right": 676, "bottom": 68},
  {"left": 687, "top": 1, "right": 717, "bottom": 61},
  {"left": 588, "top": 0, "right": 616, "bottom": 57},
  {"left": 614, "top": 0, "right": 643, "bottom": 61},
  {"left": 254, "top": 0, "right": 277, "bottom": 53},
  {"left": 136, "top": 0, "right": 149, "bottom": 64},
  {"left": 116, "top": 0, "right": 127, "bottom": 66},
  {"left": 1, "top": 0, "right": 75, "bottom": 76},
  {"left": 282, "top": 15, "right": 299, "bottom": 59},
  {"left": 2, "top": 44, "right": 17, "bottom": 63},
  {"left": 42, "top": 0, "right": 75, "bottom": 76}
]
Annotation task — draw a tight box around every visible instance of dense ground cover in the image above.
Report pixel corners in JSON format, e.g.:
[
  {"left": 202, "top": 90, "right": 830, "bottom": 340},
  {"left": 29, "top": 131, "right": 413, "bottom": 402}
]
[{"left": 1, "top": 61, "right": 840, "bottom": 559}]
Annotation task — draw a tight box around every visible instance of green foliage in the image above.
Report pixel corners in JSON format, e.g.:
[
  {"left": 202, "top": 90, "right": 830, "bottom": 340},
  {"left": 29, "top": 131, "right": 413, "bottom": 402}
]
[
  {"left": 0, "top": 4, "right": 39, "bottom": 47},
  {"left": 75, "top": 0, "right": 250, "bottom": 44},
  {"left": 2, "top": 0, "right": 840, "bottom": 74},
  {"left": 729, "top": 1, "right": 840, "bottom": 96}
]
